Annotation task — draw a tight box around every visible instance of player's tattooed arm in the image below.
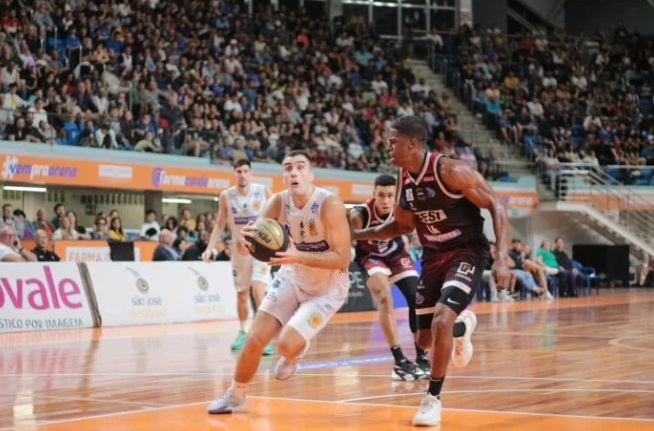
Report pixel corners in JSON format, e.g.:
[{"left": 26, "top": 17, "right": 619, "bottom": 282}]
[{"left": 440, "top": 158, "right": 512, "bottom": 289}]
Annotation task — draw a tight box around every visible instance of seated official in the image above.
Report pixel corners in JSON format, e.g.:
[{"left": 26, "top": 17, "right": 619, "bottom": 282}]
[
  {"left": 182, "top": 230, "right": 210, "bottom": 261},
  {"left": 31, "top": 229, "right": 61, "bottom": 262},
  {"left": 0, "top": 226, "right": 37, "bottom": 262},
  {"left": 152, "top": 230, "right": 180, "bottom": 261}
]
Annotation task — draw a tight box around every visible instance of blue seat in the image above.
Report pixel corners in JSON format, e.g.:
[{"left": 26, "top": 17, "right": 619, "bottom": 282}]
[
  {"left": 572, "top": 260, "right": 598, "bottom": 295},
  {"left": 634, "top": 178, "right": 650, "bottom": 186},
  {"left": 606, "top": 167, "right": 621, "bottom": 180},
  {"left": 571, "top": 124, "right": 585, "bottom": 137},
  {"left": 640, "top": 168, "right": 653, "bottom": 179}
]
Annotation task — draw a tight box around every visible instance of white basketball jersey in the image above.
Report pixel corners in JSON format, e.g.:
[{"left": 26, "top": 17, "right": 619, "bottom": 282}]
[
  {"left": 225, "top": 183, "right": 268, "bottom": 236},
  {"left": 277, "top": 186, "right": 349, "bottom": 296}
]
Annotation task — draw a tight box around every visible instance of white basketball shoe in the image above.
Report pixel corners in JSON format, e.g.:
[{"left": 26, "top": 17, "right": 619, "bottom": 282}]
[{"left": 451, "top": 309, "right": 477, "bottom": 368}]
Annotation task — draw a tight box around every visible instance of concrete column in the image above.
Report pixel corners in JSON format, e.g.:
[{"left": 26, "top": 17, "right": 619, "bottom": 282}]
[{"left": 144, "top": 191, "right": 163, "bottom": 220}]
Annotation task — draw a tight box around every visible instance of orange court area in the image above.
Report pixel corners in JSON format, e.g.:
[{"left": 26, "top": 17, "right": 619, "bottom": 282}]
[{"left": 1, "top": 290, "right": 654, "bottom": 431}]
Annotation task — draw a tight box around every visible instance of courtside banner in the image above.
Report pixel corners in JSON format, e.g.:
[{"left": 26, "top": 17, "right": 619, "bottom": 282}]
[
  {"left": 0, "top": 263, "right": 95, "bottom": 333},
  {"left": 85, "top": 262, "right": 237, "bottom": 326}
]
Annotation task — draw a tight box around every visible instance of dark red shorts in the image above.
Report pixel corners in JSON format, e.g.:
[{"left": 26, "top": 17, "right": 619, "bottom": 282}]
[
  {"left": 416, "top": 246, "right": 489, "bottom": 329},
  {"left": 360, "top": 249, "right": 418, "bottom": 284}
]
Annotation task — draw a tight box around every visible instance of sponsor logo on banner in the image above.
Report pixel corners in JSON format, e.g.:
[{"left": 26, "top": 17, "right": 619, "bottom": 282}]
[
  {"left": 252, "top": 176, "right": 273, "bottom": 189},
  {"left": 125, "top": 267, "right": 165, "bottom": 319},
  {"left": 151, "top": 167, "right": 230, "bottom": 190},
  {"left": 87, "top": 262, "right": 237, "bottom": 326},
  {"left": 65, "top": 246, "right": 141, "bottom": 262},
  {"left": 339, "top": 262, "right": 376, "bottom": 313},
  {"left": 351, "top": 184, "right": 373, "bottom": 197},
  {"left": 189, "top": 266, "right": 228, "bottom": 316},
  {"left": 2, "top": 156, "right": 78, "bottom": 181},
  {"left": 0, "top": 264, "right": 94, "bottom": 333},
  {"left": 99, "top": 164, "right": 133, "bottom": 180},
  {"left": 322, "top": 185, "right": 340, "bottom": 195},
  {"left": 498, "top": 194, "right": 538, "bottom": 209}
]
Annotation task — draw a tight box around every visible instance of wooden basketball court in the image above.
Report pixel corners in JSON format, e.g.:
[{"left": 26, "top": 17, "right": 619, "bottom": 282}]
[{"left": 2, "top": 290, "right": 653, "bottom": 430}]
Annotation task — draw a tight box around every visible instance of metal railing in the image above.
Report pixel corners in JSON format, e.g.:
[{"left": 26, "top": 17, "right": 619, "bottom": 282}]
[{"left": 554, "top": 163, "right": 654, "bottom": 247}]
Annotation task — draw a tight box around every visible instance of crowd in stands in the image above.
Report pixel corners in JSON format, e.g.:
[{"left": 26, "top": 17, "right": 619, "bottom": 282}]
[
  {"left": 0, "top": 0, "right": 483, "bottom": 175},
  {"left": 480, "top": 236, "right": 592, "bottom": 302},
  {"left": 435, "top": 24, "right": 654, "bottom": 186},
  {"left": 0, "top": 201, "right": 229, "bottom": 262}
]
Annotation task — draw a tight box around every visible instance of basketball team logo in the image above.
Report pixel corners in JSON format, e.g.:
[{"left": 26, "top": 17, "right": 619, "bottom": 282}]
[
  {"left": 457, "top": 262, "right": 476, "bottom": 276},
  {"left": 126, "top": 267, "right": 149, "bottom": 294},
  {"left": 188, "top": 267, "right": 209, "bottom": 291},
  {"left": 253, "top": 200, "right": 261, "bottom": 211},
  {"left": 136, "top": 277, "right": 149, "bottom": 294},
  {"left": 308, "top": 218, "right": 318, "bottom": 236},
  {"left": 308, "top": 312, "right": 322, "bottom": 328}
]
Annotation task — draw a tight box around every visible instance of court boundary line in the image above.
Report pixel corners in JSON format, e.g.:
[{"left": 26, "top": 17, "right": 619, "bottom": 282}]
[
  {"left": 339, "top": 387, "right": 654, "bottom": 403},
  {"left": 3, "top": 372, "right": 654, "bottom": 386},
  {"left": 37, "top": 394, "right": 165, "bottom": 408},
  {"left": 2, "top": 393, "right": 654, "bottom": 431},
  {"left": 248, "top": 395, "right": 654, "bottom": 423}
]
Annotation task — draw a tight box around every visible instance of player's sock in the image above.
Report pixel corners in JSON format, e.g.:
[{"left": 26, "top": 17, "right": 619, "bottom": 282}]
[
  {"left": 415, "top": 343, "right": 426, "bottom": 358},
  {"left": 239, "top": 321, "right": 248, "bottom": 332},
  {"left": 229, "top": 380, "right": 248, "bottom": 398},
  {"left": 428, "top": 377, "right": 445, "bottom": 399},
  {"left": 390, "top": 345, "right": 406, "bottom": 364},
  {"left": 453, "top": 321, "right": 466, "bottom": 338}
]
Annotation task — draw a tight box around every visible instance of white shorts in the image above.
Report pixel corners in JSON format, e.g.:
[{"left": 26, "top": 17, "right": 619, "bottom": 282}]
[
  {"left": 259, "top": 272, "right": 347, "bottom": 343},
  {"left": 231, "top": 253, "right": 271, "bottom": 292}
]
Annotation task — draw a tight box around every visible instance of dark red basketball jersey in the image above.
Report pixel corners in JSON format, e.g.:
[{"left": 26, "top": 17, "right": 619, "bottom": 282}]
[
  {"left": 354, "top": 198, "right": 405, "bottom": 259},
  {"left": 398, "top": 152, "right": 486, "bottom": 252}
]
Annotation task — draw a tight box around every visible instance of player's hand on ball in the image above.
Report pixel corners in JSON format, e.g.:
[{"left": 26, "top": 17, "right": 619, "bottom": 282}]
[
  {"left": 491, "top": 260, "right": 511, "bottom": 291},
  {"left": 268, "top": 238, "right": 300, "bottom": 265},
  {"left": 238, "top": 222, "right": 256, "bottom": 254}
]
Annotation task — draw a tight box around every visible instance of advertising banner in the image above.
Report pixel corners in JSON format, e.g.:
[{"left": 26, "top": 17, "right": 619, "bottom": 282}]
[
  {"left": 339, "top": 261, "right": 376, "bottom": 313},
  {"left": 0, "top": 152, "right": 538, "bottom": 207},
  {"left": 0, "top": 263, "right": 95, "bottom": 333},
  {"left": 55, "top": 241, "right": 158, "bottom": 262},
  {"left": 85, "top": 262, "right": 237, "bottom": 326}
]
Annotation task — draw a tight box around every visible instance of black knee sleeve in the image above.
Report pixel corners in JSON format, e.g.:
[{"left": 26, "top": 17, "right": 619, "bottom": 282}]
[{"left": 395, "top": 276, "right": 418, "bottom": 334}]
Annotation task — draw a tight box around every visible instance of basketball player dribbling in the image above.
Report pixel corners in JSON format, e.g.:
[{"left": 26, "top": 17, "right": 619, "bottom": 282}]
[
  {"left": 203, "top": 159, "right": 274, "bottom": 355},
  {"left": 353, "top": 116, "right": 511, "bottom": 427},
  {"left": 207, "top": 150, "right": 352, "bottom": 415},
  {"left": 350, "top": 174, "right": 429, "bottom": 381}
]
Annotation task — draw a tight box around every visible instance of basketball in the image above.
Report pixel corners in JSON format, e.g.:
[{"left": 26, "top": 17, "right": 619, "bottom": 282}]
[{"left": 246, "top": 218, "right": 289, "bottom": 262}]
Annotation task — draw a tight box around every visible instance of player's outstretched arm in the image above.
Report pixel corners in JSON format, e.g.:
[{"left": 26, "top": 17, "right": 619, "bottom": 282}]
[
  {"left": 348, "top": 205, "right": 365, "bottom": 232},
  {"left": 440, "top": 159, "right": 512, "bottom": 288},
  {"left": 236, "top": 193, "right": 283, "bottom": 257},
  {"left": 203, "top": 193, "right": 229, "bottom": 262},
  {"left": 352, "top": 202, "right": 414, "bottom": 241},
  {"left": 269, "top": 195, "right": 351, "bottom": 270}
]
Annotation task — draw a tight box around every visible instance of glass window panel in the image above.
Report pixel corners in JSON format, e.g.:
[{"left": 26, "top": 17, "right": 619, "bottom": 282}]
[
  {"left": 372, "top": 6, "right": 398, "bottom": 37},
  {"left": 279, "top": 0, "right": 300, "bottom": 11},
  {"left": 430, "top": 0, "right": 455, "bottom": 8},
  {"left": 343, "top": 4, "right": 370, "bottom": 30},
  {"left": 402, "top": 7, "right": 427, "bottom": 36},
  {"left": 253, "top": 0, "right": 273, "bottom": 14},
  {"left": 429, "top": 9, "right": 455, "bottom": 31},
  {"left": 305, "top": 0, "right": 326, "bottom": 18},
  {"left": 402, "top": 0, "right": 426, "bottom": 5}
]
